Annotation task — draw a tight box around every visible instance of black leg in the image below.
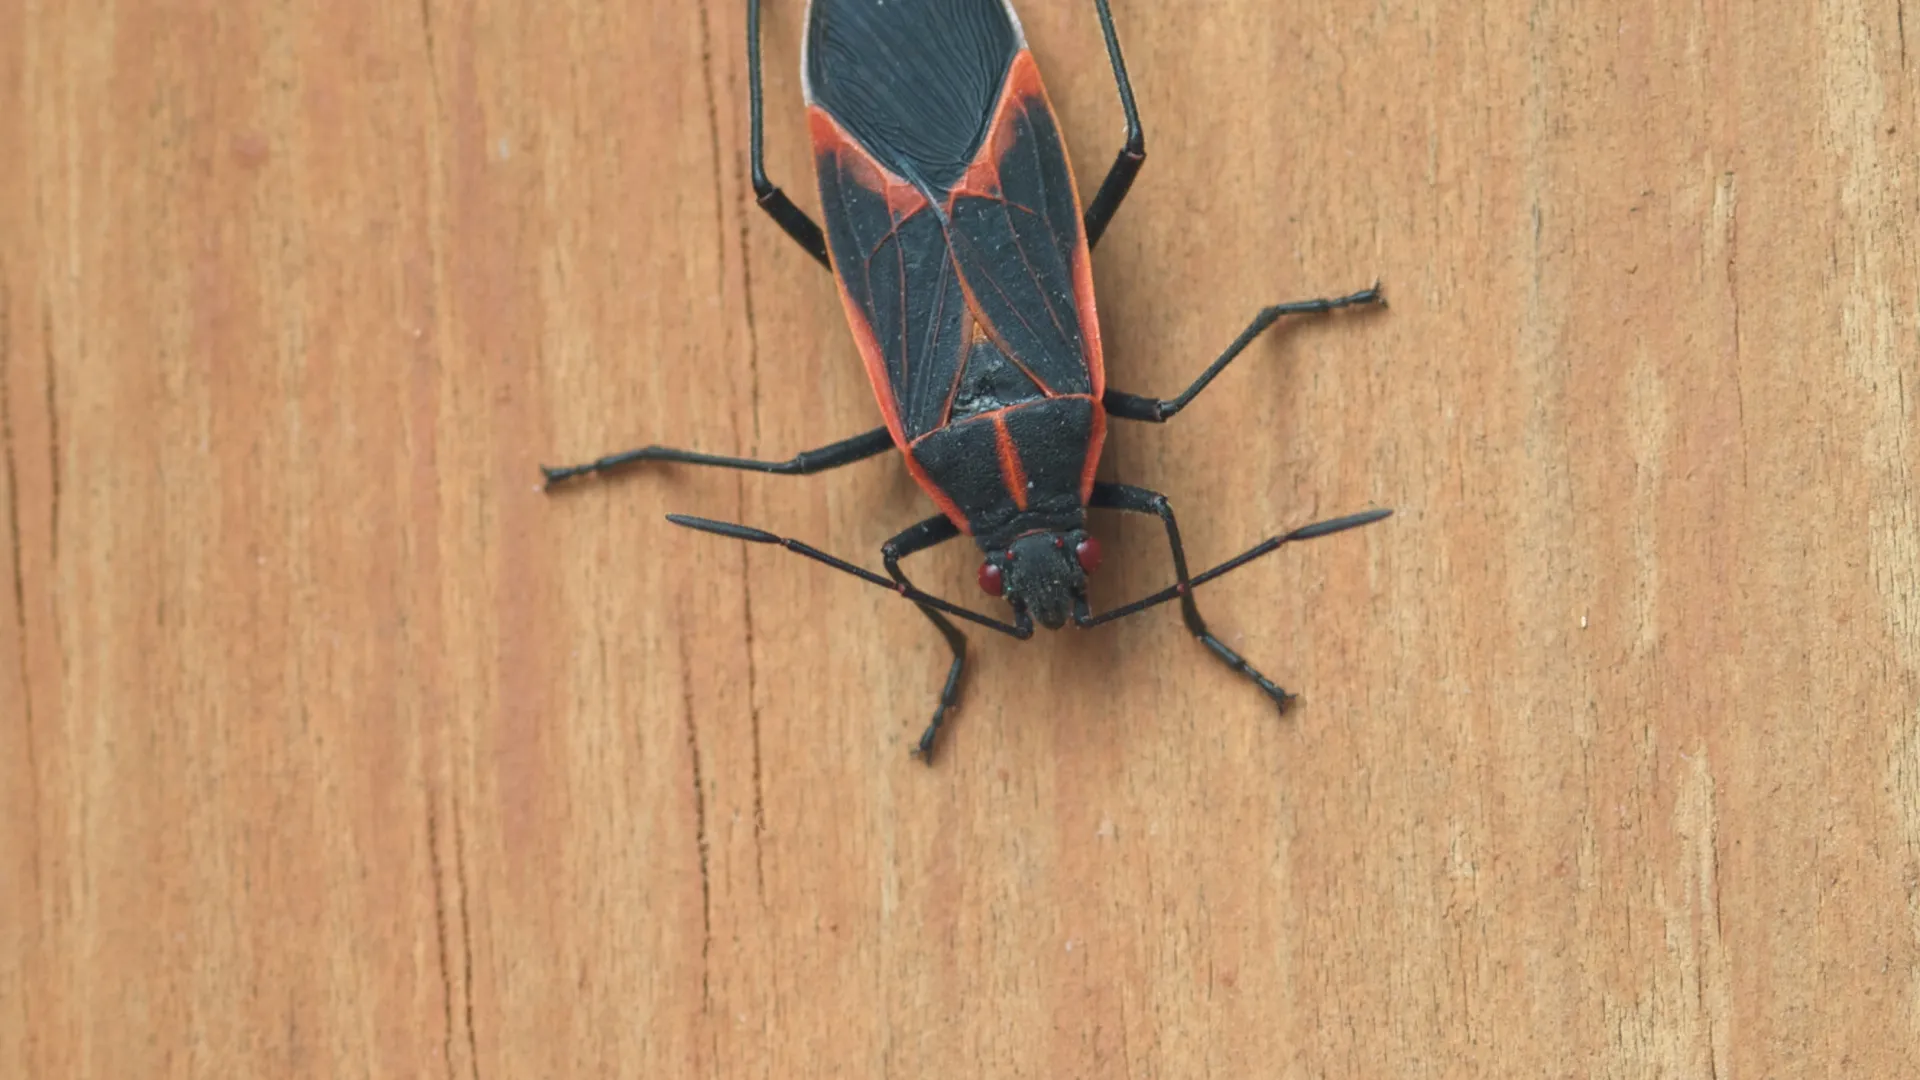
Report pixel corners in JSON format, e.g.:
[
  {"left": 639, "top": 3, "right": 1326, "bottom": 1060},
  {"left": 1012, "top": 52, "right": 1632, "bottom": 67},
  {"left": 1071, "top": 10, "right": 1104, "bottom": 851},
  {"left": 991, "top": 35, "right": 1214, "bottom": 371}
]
[
  {"left": 1081, "top": 0, "right": 1146, "bottom": 250},
  {"left": 1102, "top": 284, "right": 1384, "bottom": 422},
  {"left": 1088, "top": 482, "right": 1294, "bottom": 711},
  {"left": 542, "top": 424, "right": 892, "bottom": 487},
  {"left": 668, "top": 513, "right": 1030, "bottom": 640},
  {"left": 882, "top": 515, "right": 969, "bottom": 763},
  {"left": 749, "top": 0, "right": 831, "bottom": 268}
]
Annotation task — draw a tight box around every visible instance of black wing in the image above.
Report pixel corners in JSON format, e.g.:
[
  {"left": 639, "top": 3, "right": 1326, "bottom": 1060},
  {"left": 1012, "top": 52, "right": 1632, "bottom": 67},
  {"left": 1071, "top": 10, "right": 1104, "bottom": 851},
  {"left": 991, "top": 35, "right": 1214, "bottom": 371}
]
[
  {"left": 945, "top": 59, "right": 1095, "bottom": 400},
  {"left": 805, "top": 0, "right": 1023, "bottom": 193},
  {"left": 807, "top": 0, "right": 1099, "bottom": 441},
  {"left": 813, "top": 133, "right": 972, "bottom": 439}
]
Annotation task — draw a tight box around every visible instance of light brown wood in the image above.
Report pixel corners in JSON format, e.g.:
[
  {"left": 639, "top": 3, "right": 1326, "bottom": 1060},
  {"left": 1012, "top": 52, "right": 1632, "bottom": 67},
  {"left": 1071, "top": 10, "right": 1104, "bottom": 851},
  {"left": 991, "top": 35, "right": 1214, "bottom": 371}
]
[{"left": 5, "top": 1, "right": 1918, "bottom": 1075}]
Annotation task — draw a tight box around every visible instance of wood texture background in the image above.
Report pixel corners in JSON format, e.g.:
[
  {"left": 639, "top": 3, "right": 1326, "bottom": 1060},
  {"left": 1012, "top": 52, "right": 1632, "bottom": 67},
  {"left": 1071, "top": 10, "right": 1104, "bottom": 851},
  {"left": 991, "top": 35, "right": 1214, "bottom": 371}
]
[{"left": 4, "top": 1, "right": 1917, "bottom": 1076}]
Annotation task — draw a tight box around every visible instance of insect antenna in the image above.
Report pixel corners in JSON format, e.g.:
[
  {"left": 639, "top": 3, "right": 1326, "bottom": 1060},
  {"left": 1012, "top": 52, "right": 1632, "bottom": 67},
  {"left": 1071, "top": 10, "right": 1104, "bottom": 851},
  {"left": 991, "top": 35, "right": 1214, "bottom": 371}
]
[
  {"left": 666, "top": 514, "right": 1035, "bottom": 639},
  {"left": 1079, "top": 508, "right": 1392, "bottom": 628}
]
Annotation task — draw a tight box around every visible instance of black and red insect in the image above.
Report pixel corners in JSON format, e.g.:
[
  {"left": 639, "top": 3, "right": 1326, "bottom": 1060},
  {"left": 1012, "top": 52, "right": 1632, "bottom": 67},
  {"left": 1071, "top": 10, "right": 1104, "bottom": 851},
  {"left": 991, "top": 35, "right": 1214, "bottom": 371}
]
[{"left": 545, "top": 0, "right": 1389, "bottom": 761}]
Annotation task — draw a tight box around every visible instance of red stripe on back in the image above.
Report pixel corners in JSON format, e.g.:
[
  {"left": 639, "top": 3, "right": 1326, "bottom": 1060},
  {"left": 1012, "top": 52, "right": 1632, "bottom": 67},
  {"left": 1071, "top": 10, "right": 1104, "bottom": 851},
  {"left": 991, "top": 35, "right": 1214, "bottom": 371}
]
[{"left": 993, "top": 416, "right": 1031, "bottom": 512}]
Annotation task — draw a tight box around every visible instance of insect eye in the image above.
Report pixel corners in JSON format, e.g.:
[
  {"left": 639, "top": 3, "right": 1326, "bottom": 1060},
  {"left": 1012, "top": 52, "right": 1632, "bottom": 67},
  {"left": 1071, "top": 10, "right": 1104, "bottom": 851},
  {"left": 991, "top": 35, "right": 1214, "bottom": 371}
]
[
  {"left": 978, "top": 561, "right": 1005, "bottom": 596},
  {"left": 1075, "top": 536, "right": 1104, "bottom": 574}
]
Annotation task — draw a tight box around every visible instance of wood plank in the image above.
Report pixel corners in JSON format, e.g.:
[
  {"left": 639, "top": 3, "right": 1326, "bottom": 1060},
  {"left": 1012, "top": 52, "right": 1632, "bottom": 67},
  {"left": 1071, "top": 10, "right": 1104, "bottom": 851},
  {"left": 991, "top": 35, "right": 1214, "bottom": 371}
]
[{"left": 3, "top": 1, "right": 1916, "bottom": 1075}]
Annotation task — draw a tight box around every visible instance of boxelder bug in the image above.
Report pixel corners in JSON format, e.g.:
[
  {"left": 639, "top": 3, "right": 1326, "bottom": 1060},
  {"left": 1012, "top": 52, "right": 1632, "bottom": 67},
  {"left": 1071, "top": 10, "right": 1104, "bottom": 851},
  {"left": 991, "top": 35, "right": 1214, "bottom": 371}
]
[{"left": 545, "top": 0, "right": 1389, "bottom": 761}]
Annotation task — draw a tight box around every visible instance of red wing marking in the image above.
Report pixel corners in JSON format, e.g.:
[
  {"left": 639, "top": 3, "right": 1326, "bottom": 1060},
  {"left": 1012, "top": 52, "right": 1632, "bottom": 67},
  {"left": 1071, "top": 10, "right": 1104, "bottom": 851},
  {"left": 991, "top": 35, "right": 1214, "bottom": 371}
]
[
  {"left": 949, "top": 50, "right": 1047, "bottom": 204},
  {"left": 955, "top": 133, "right": 1002, "bottom": 199},
  {"left": 886, "top": 180, "right": 928, "bottom": 222},
  {"left": 809, "top": 107, "right": 931, "bottom": 260}
]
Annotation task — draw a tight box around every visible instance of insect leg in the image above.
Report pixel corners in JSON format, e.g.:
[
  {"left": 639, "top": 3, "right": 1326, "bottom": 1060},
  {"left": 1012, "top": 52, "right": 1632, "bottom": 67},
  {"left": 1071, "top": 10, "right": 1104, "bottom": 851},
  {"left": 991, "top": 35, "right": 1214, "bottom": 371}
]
[
  {"left": 749, "top": 0, "right": 831, "bottom": 268},
  {"left": 1081, "top": 0, "right": 1146, "bottom": 249},
  {"left": 1088, "top": 482, "right": 1295, "bottom": 711},
  {"left": 668, "top": 514, "right": 1028, "bottom": 639},
  {"left": 1102, "top": 284, "right": 1384, "bottom": 422},
  {"left": 882, "top": 515, "right": 969, "bottom": 763},
  {"left": 542, "top": 425, "right": 892, "bottom": 487}
]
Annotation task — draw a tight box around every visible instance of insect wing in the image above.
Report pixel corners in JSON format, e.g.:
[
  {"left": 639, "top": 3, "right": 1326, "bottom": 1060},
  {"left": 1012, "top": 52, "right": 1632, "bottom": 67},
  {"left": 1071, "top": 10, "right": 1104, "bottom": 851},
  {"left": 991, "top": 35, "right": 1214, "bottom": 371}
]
[
  {"left": 945, "top": 49, "right": 1103, "bottom": 403},
  {"left": 803, "top": 0, "right": 1024, "bottom": 192},
  {"left": 810, "top": 111, "right": 968, "bottom": 442},
  {"left": 805, "top": 0, "right": 1102, "bottom": 443}
]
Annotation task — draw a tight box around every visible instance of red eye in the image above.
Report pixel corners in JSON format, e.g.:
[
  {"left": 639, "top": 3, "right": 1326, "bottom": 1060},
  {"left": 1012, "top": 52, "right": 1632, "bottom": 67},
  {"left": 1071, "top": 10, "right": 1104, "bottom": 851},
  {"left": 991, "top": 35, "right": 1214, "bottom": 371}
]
[
  {"left": 978, "top": 561, "right": 1005, "bottom": 596},
  {"left": 1075, "top": 536, "right": 1103, "bottom": 574}
]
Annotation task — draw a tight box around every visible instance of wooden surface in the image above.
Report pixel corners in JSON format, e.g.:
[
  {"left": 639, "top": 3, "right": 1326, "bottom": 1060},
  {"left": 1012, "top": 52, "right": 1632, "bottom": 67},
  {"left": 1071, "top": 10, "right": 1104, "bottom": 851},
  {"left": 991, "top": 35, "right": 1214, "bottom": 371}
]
[{"left": 4, "top": 1, "right": 1917, "bottom": 1076}]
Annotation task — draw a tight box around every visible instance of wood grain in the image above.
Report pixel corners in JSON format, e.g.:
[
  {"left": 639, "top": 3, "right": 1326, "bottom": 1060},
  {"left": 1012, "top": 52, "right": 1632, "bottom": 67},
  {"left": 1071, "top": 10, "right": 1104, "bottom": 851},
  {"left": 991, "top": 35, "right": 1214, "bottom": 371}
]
[{"left": 4, "top": 1, "right": 1917, "bottom": 1076}]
